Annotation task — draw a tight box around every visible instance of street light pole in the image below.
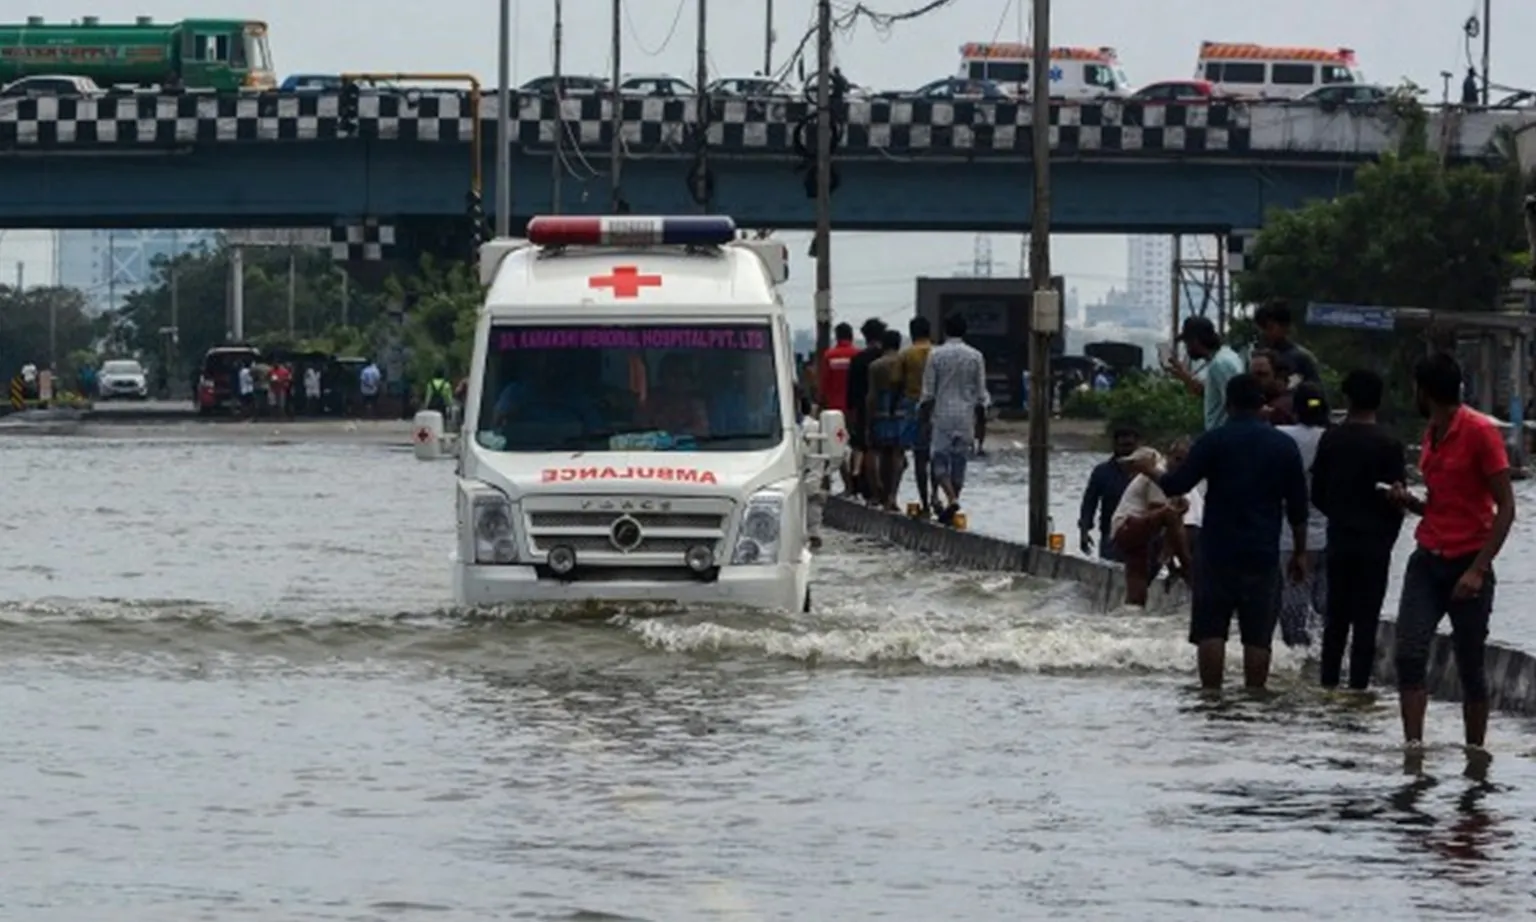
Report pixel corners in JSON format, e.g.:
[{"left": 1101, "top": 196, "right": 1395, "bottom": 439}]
[
  {"left": 610, "top": 0, "right": 623, "bottom": 210},
  {"left": 1026, "top": 0, "right": 1057, "bottom": 549},
  {"left": 495, "top": 0, "right": 512, "bottom": 236},
  {"left": 763, "top": 0, "right": 773, "bottom": 75},
  {"left": 550, "top": 0, "right": 564, "bottom": 214},
  {"left": 1480, "top": 0, "right": 1491, "bottom": 106}
]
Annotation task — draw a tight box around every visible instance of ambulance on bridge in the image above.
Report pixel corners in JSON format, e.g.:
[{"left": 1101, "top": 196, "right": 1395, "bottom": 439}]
[{"left": 414, "top": 215, "right": 846, "bottom": 613}]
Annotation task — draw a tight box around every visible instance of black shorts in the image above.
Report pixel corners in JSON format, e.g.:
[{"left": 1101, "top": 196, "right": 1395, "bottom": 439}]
[
  {"left": 847, "top": 409, "right": 867, "bottom": 450},
  {"left": 1189, "top": 562, "right": 1281, "bottom": 649}
]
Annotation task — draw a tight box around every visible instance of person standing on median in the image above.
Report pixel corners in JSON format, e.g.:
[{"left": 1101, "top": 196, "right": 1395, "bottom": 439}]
[
  {"left": 817, "top": 323, "right": 860, "bottom": 493},
  {"left": 1165, "top": 316, "right": 1244, "bottom": 431},
  {"left": 1388, "top": 353, "right": 1515, "bottom": 772},
  {"left": 919, "top": 312, "right": 989, "bottom": 526},
  {"left": 844, "top": 318, "right": 887, "bottom": 503},
  {"left": 1309, "top": 369, "right": 1405, "bottom": 693},
  {"left": 1078, "top": 426, "right": 1139, "bottom": 562},
  {"left": 1132, "top": 373, "right": 1309, "bottom": 692},
  {"left": 898, "top": 316, "right": 935, "bottom": 518}
]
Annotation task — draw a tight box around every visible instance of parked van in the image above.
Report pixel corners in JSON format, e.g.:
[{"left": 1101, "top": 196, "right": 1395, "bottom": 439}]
[
  {"left": 957, "top": 42, "right": 1130, "bottom": 100},
  {"left": 1195, "top": 42, "right": 1362, "bottom": 100}
]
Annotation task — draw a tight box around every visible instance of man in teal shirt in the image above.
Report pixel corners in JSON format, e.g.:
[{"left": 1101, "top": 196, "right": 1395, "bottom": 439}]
[{"left": 1168, "top": 316, "right": 1244, "bottom": 431}]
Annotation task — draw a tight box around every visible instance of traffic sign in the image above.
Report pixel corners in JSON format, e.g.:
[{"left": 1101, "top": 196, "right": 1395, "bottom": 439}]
[{"left": 1305, "top": 302, "right": 1397, "bottom": 332}]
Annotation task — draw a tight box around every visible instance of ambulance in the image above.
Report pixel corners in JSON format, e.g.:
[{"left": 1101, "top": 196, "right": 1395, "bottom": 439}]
[
  {"left": 1195, "top": 42, "right": 1364, "bottom": 100},
  {"left": 413, "top": 215, "right": 847, "bottom": 613},
  {"left": 957, "top": 42, "right": 1131, "bottom": 100}
]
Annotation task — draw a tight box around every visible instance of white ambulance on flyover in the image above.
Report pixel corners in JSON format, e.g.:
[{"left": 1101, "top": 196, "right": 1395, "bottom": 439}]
[
  {"left": 413, "top": 215, "right": 847, "bottom": 614},
  {"left": 958, "top": 42, "right": 1131, "bottom": 100},
  {"left": 1194, "top": 42, "right": 1364, "bottom": 100}
]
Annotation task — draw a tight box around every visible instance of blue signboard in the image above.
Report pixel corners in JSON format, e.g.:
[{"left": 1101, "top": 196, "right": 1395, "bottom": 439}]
[{"left": 1305, "top": 302, "right": 1397, "bottom": 332}]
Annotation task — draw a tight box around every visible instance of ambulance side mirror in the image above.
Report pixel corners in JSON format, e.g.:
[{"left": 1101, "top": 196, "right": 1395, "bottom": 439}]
[{"left": 817, "top": 410, "right": 848, "bottom": 464}]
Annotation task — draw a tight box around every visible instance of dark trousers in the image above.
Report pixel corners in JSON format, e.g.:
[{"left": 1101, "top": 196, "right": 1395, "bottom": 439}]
[
  {"left": 1394, "top": 548, "right": 1495, "bottom": 701},
  {"left": 1320, "top": 546, "right": 1391, "bottom": 690}
]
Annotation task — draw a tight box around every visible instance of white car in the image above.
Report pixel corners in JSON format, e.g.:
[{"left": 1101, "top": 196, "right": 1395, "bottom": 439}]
[{"left": 98, "top": 359, "right": 148, "bottom": 400}]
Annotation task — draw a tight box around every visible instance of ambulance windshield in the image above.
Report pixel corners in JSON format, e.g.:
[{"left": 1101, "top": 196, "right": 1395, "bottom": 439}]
[{"left": 475, "top": 322, "right": 784, "bottom": 453}]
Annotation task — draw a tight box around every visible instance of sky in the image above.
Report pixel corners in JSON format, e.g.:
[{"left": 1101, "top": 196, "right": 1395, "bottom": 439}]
[{"left": 4, "top": 0, "right": 1535, "bottom": 331}]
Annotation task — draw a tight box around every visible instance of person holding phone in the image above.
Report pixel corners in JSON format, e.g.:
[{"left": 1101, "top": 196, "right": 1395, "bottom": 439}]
[
  {"left": 1388, "top": 353, "right": 1515, "bottom": 774},
  {"left": 1166, "top": 317, "right": 1244, "bottom": 432},
  {"left": 1309, "top": 369, "right": 1405, "bottom": 692}
]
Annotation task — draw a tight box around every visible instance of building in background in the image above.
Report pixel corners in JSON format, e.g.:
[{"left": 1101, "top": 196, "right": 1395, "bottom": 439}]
[{"left": 57, "top": 229, "right": 215, "bottom": 313}]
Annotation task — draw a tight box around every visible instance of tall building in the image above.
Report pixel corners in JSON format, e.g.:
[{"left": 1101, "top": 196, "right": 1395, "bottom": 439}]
[
  {"left": 57, "top": 229, "right": 215, "bottom": 313},
  {"left": 1126, "top": 235, "right": 1174, "bottom": 316}
]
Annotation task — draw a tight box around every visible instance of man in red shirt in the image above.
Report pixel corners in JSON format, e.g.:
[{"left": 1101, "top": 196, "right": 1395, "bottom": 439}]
[
  {"left": 1389, "top": 352, "right": 1515, "bottom": 774},
  {"left": 817, "top": 323, "right": 860, "bottom": 492}
]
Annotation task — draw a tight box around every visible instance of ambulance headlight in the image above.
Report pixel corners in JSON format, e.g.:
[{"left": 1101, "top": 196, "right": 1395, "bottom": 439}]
[
  {"left": 731, "top": 491, "right": 784, "bottom": 565},
  {"left": 472, "top": 493, "right": 518, "bottom": 564}
]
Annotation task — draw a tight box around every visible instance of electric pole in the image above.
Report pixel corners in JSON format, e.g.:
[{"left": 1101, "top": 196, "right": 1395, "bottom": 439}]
[
  {"left": 495, "top": 0, "right": 512, "bottom": 236},
  {"left": 812, "top": 0, "right": 832, "bottom": 356},
  {"left": 610, "top": 0, "right": 623, "bottom": 210},
  {"left": 551, "top": 0, "right": 564, "bottom": 214},
  {"left": 763, "top": 0, "right": 773, "bottom": 75},
  {"left": 694, "top": 0, "right": 709, "bottom": 213},
  {"left": 1480, "top": 0, "right": 1491, "bottom": 106},
  {"left": 1026, "top": 0, "right": 1057, "bottom": 549},
  {"left": 286, "top": 250, "right": 297, "bottom": 336}
]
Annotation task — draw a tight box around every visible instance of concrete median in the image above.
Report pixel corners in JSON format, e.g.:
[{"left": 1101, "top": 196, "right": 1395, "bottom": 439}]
[{"left": 823, "top": 497, "right": 1536, "bottom": 714}]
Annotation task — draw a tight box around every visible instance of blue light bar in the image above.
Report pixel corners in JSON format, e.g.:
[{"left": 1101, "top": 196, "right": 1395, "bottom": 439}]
[{"left": 526, "top": 215, "right": 737, "bottom": 247}]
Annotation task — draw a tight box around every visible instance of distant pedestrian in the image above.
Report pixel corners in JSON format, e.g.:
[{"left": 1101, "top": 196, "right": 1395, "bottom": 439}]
[
  {"left": 845, "top": 319, "right": 887, "bottom": 502},
  {"left": 1135, "top": 373, "right": 1309, "bottom": 691},
  {"left": 252, "top": 359, "right": 271, "bottom": 417},
  {"left": 1309, "top": 369, "right": 1405, "bottom": 692},
  {"left": 1389, "top": 353, "right": 1514, "bottom": 773},
  {"left": 359, "top": 361, "right": 382, "bottom": 417},
  {"left": 1252, "top": 300, "right": 1321, "bottom": 385},
  {"left": 1167, "top": 316, "right": 1244, "bottom": 431},
  {"left": 303, "top": 365, "right": 323, "bottom": 415},
  {"left": 1078, "top": 426, "right": 1139, "bottom": 561},
  {"left": 237, "top": 362, "right": 255, "bottom": 416},
  {"left": 919, "top": 312, "right": 989, "bottom": 526},
  {"left": 866, "top": 329, "right": 906, "bottom": 510},
  {"left": 270, "top": 362, "right": 292, "bottom": 417},
  {"left": 1274, "top": 381, "right": 1331, "bottom": 648},
  {"left": 898, "top": 316, "right": 935, "bottom": 517}
]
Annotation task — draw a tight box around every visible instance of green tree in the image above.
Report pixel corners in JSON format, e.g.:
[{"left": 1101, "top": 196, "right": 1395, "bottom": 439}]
[
  {"left": 1233, "top": 152, "right": 1532, "bottom": 425},
  {"left": 388, "top": 253, "right": 485, "bottom": 386},
  {"left": 0, "top": 285, "right": 99, "bottom": 381}
]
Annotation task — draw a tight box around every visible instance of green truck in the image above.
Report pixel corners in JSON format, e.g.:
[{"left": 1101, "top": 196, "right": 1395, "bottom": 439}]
[{"left": 0, "top": 16, "right": 274, "bottom": 91}]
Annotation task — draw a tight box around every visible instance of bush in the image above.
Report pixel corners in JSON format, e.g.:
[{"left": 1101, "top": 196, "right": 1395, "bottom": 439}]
[{"left": 1078, "top": 374, "right": 1203, "bottom": 446}]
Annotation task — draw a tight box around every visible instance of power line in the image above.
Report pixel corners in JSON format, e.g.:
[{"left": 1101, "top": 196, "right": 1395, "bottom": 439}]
[
  {"left": 771, "top": 0, "right": 959, "bottom": 85},
  {"left": 623, "top": 0, "right": 688, "bottom": 58}
]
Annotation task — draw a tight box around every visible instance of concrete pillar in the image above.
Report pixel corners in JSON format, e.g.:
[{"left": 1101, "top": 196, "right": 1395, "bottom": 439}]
[
  {"left": 1511, "top": 329, "right": 1528, "bottom": 468},
  {"left": 229, "top": 246, "right": 245, "bottom": 342},
  {"left": 1478, "top": 335, "right": 1494, "bottom": 413}
]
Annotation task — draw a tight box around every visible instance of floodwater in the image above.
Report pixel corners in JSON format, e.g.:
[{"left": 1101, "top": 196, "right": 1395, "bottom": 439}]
[{"left": 2, "top": 434, "right": 1535, "bottom": 921}]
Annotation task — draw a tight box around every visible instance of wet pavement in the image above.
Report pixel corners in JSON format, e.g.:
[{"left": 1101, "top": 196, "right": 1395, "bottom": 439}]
[{"left": 2, "top": 435, "right": 1534, "bottom": 921}]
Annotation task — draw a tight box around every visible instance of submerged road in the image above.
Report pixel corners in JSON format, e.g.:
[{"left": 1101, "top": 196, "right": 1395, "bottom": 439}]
[{"left": 1, "top": 430, "right": 1533, "bottom": 920}]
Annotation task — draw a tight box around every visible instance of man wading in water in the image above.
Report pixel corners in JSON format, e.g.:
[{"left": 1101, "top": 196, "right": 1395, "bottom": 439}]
[
  {"left": 1134, "top": 373, "right": 1309, "bottom": 691},
  {"left": 1389, "top": 353, "right": 1514, "bottom": 778}
]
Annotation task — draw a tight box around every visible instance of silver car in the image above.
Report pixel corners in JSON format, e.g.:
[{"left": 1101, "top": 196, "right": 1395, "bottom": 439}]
[{"left": 98, "top": 359, "right": 148, "bottom": 400}]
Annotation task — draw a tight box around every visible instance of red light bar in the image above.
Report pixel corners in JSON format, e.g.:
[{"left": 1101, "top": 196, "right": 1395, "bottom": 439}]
[{"left": 526, "top": 215, "right": 737, "bottom": 247}]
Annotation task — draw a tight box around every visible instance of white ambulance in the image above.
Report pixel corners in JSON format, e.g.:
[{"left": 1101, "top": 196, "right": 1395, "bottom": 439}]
[
  {"left": 413, "top": 215, "right": 847, "bottom": 613},
  {"left": 1195, "top": 42, "right": 1364, "bottom": 100},
  {"left": 957, "top": 42, "right": 1131, "bottom": 100}
]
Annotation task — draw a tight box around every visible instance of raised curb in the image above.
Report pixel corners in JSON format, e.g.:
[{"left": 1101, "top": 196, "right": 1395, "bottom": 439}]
[{"left": 824, "top": 497, "right": 1536, "bottom": 714}]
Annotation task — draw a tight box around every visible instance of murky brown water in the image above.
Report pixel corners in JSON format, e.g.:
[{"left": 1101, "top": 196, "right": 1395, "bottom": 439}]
[{"left": 2, "top": 435, "right": 1533, "bottom": 921}]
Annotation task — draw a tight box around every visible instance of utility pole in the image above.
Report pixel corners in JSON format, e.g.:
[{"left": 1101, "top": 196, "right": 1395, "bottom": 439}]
[
  {"left": 550, "top": 0, "right": 564, "bottom": 214},
  {"left": 610, "top": 0, "right": 623, "bottom": 210},
  {"left": 1480, "top": 0, "right": 1491, "bottom": 106},
  {"left": 812, "top": 0, "right": 832, "bottom": 356},
  {"left": 339, "top": 267, "right": 350, "bottom": 328},
  {"left": 762, "top": 0, "right": 773, "bottom": 75},
  {"left": 495, "top": 0, "right": 512, "bottom": 236},
  {"left": 694, "top": 0, "right": 709, "bottom": 213},
  {"left": 1026, "top": 0, "right": 1057, "bottom": 549}
]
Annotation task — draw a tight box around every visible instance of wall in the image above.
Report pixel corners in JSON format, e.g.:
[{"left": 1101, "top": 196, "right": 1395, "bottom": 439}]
[{"left": 823, "top": 497, "right": 1536, "bottom": 715}]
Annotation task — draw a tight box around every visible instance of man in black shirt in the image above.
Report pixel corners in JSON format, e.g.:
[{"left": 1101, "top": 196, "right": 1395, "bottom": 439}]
[
  {"left": 1310, "top": 369, "right": 1406, "bottom": 691},
  {"left": 1077, "top": 426, "right": 1139, "bottom": 561},
  {"left": 844, "top": 318, "right": 887, "bottom": 502},
  {"left": 1254, "top": 300, "right": 1321, "bottom": 386}
]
